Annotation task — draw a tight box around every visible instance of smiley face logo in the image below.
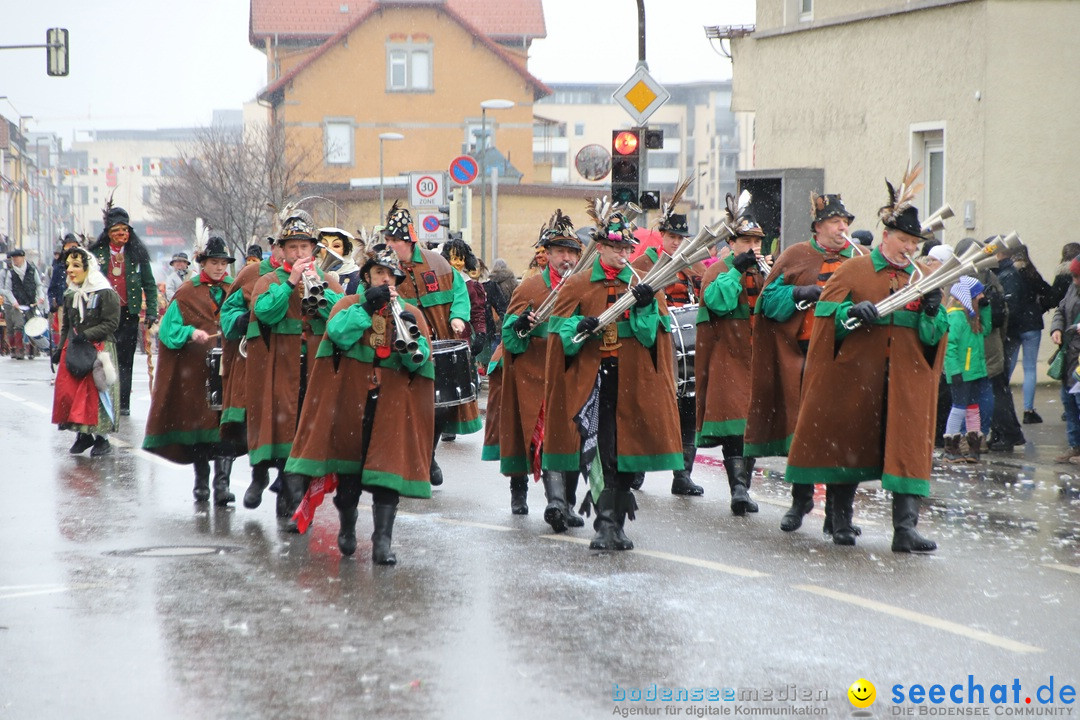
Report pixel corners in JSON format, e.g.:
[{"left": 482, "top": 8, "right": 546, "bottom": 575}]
[{"left": 848, "top": 679, "right": 876, "bottom": 708}]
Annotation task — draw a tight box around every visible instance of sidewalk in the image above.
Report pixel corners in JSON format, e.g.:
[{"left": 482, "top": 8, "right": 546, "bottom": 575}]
[{"left": 984, "top": 380, "right": 1073, "bottom": 468}]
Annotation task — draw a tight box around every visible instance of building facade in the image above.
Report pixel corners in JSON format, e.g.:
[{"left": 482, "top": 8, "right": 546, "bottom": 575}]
[{"left": 726, "top": 0, "right": 1080, "bottom": 276}]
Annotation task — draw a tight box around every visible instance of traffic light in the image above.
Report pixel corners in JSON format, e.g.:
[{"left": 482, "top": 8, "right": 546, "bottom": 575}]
[
  {"left": 611, "top": 128, "right": 641, "bottom": 205},
  {"left": 644, "top": 128, "right": 664, "bottom": 150},
  {"left": 437, "top": 204, "right": 451, "bottom": 228},
  {"left": 46, "top": 28, "right": 69, "bottom": 77}
]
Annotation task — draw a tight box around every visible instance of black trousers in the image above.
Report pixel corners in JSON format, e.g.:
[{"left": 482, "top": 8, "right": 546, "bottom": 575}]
[
  {"left": 114, "top": 312, "right": 141, "bottom": 411},
  {"left": 598, "top": 359, "right": 634, "bottom": 491},
  {"left": 677, "top": 394, "right": 696, "bottom": 446},
  {"left": 335, "top": 475, "right": 400, "bottom": 511}
]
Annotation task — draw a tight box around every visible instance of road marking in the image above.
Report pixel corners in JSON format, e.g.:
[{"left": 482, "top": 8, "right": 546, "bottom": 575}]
[
  {"left": 0, "top": 583, "right": 101, "bottom": 601},
  {"left": 793, "top": 584, "right": 1043, "bottom": 654},
  {"left": 437, "top": 518, "right": 513, "bottom": 532},
  {"left": 545, "top": 534, "right": 769, "bottom": 577},
  {"left": 1041, "top": 562, "right": 1080, "bottom": 576}
]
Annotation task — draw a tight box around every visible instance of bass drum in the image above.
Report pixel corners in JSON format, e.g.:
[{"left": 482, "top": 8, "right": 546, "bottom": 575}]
[
  {"left": 432, "top": 339, "right": 477, "bottom": 408},
  {"left": 205, "top": 347, "right": 224, "bottom": 410},
  {"left": 24, "top": 315, "right": 50, "bottom": 350},
  {"left": 669, "top": 304, "right": 698, "bottom": 398}
]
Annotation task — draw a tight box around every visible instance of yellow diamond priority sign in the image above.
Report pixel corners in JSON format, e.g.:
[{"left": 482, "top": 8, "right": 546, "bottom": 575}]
[{"left": 614, "top": 66, "right": 670, "bottom": 125}]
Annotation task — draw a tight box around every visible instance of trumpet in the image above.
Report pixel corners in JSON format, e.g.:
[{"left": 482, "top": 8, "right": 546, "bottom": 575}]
[
  {"left": 300, "top": 268, "right": 329, "bottom": 317},
  {"left": 843, "top": 231, "right": 1023, "bottom": 330},
  {"left": 391, "top": 297, "right": 424, "bottom": 364},
  {"left": 921, "top": 204, "right": 954, "bottom": 235},
  {"left": 571, "top": 214, "right": 735, "bottom": 344}
]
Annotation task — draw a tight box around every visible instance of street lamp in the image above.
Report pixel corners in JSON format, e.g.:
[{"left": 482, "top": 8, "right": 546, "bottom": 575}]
[
  {"left": 479, "top": 99, "right": 514, "bottom": 263},
  {"left": 378, "top": 132, "right": 404, "bottom": 220}
]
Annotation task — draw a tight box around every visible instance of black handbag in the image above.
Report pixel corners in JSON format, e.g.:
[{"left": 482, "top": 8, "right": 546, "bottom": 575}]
[{"left": 65, "top": 333, "right": 98, "bottom": 378}]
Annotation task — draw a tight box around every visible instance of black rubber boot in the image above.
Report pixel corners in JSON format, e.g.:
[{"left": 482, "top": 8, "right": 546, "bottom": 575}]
[
  {"left": 542, "top": 470, "right": 568, "bottom": 533},
  {"left": 212, "top": 457, "right": 235, "bottom": 506},
  {"left": 193, "top": 460, "right": 211, "bottom": 502},
  {"left": 589, "top": 488, "right": 620, "bottom": 550},
  {"left": 822, "top": 491, "right": 863, "bottom": 536},
  {"left": 891, "top": 493, "right": 937, "bottom": 553},
  {"left": 724, "top": 456, "right": 756, "bottom": 516},
  {"left": 281, "top": 473, "right": 309, "bottom": 532},
  {"left": 429, "top": 456, "right": 444, "bottom": 486},
  {"left": 742, "top": 458, "right": 760, "bottom": 512},
  {"left": 671, "top": 443, "right": 704, "bottom": 496},
  {"left": 371, "top": 504, "right": 398, "bottom": 565},
  {"left": 69, "top": 432, "right": 95, "bottom": 455},
  {"left": 827, "top": 484, "right": 858, "bottom": 546},
  {"left": 90, "top": 435, "right": 112, "bottom": 457},
  {"left": 336, "top": 504, "right": 359, "bottom": 557},
  {"left": 611, "top": 489, "right": 637, "bottom": 550},
  {"left": 629, "top": 473, "right": 645, "bottom": 490},
  {"left": 509, "top": 475, "right": 528, "bottom": 515},
  {"left": 244, "top": 464, "right": 271, "bottom": 509},
  {"left": 780, "top": 483, "right": 814, "bottom": 532},
  {"left": 564, "top": 472, "right": 585, "bottom": 528}
]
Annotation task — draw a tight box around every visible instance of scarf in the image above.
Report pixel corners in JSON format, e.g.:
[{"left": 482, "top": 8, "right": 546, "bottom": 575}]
[
  {"left": 68, "top": 250, "right": 113, "bottom": 322},
  {"left": 199, "top": 270, "right": 225, "bottom": 286},
  {"left": 598, "top": 259, "right": 623, "bottom": 281},
  {"left": 11, "top": 262, "right": 27, "bottom": 280}
]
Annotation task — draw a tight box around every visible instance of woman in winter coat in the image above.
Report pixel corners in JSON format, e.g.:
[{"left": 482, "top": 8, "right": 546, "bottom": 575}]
[{"left": 51, "top": 247, "right": 121, "bottom": 457}]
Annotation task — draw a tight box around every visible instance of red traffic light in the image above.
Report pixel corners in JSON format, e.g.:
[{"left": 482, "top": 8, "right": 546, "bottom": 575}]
[{"left": 612, "top": 130, "right": 639, "bottom": 156}]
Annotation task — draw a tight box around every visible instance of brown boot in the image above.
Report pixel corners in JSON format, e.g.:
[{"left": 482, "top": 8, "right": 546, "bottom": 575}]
[
  {"left": 1055, "top": 447, "right": 1080, "bottom": 463},
  {"left": 965, "top": 432, "right": 983, "bottom": 463},
  {"left": 942, "top": 434, "right": 964, "bottom": 463}
]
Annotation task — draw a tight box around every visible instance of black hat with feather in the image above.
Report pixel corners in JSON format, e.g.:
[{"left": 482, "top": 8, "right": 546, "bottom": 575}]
[
  {"left": 657, "top": 177, "right": 694, "bottom": 237},
  {"left": 536, "top": 209, "right": 583, "bottom": 251},
  {"left": 810, "top": 192, "right": 855, "bottom": 233},
  {"left": 878, "top": 164, "right": 926, "bottom": 239},
  {"left": 359, "top": 243, "right": 406, "bottom": 284},
  {"left": 383, "top": 200, "right": 416, "bottom": 243},
  {"left": 726, "top": 192, "right": 765, "bottom": 238},
  {"left": 90, "top": 191, "right": 150, "bottom": 263}
]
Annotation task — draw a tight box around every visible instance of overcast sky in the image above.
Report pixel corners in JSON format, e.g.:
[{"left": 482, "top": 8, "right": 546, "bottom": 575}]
[{"left": 2, "top": 0, "right": 755, "bottom": 143}]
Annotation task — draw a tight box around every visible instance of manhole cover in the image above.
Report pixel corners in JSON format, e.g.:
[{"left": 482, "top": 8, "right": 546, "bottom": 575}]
[{"left": 106, "top": 545, "right": 243, "bottom": 558}]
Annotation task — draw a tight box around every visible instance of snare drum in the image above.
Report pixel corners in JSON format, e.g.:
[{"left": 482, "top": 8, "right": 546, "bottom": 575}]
[
  {"left": 205, "top": 347, "right": 224, "bottom": 410},
  {"left": 432, "top": 339, "right": 477, "bottom": 408},
  {"left": 669, "top": 304, "right": 698, "bottom": 398}
]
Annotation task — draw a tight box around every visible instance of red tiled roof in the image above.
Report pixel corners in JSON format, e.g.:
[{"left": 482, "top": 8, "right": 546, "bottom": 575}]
[
  {"left": 250, "top": 0, "right": 546, "bottom": 43},
  {"left": 258, "top": 1, "right": 550, "bottom": 101}
]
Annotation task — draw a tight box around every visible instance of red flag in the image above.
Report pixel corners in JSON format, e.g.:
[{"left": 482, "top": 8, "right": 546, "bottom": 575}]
[
  {"left": 530, "top": 402, "right": 545, "bottom": 482},
  {"left": 291, "top": 474, "right": 339, "bottom": 534}
]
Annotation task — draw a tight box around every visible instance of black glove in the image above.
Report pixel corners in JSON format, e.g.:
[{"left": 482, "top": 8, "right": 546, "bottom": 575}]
[
  {"left": 630, "top": 283, "right": 655, "bottom": 309},
  {"left": 732, "top": 250, "right": 758, "bottom": 274},
  {"left": 791, "top": 284, "right": 823, "bottom": 304},
  {"left": 576, "top": 316, "right": 600, "bottom": 336},
  {"left": 977, "top": 295, "right": 990, "bottom": 308},
  {"left": 362, "top": 284, "right": 392, "bottom": 313},
  {"left": 847, "top": 300, "right": 879, "bottom": 325},
  {"left": 51, "top": 348, "right": 62, "bottom": 365},
  {"left": 470, "top": 332, "right": 487, "bottom": 356},
  {"left": 512, "top": 313, "right": 533, "bottom": 335},
  {"left": 233, "top": 312, "right": 250, "bottom": 335},
  {"left": 399, "top": 310, "right": 416, "bottom": 325},
  {"left": 145, "top": 314, "right": 157, "bottom": 327},
  {"left": 921, "top": 289, "right": 943, "bottom": 317}
]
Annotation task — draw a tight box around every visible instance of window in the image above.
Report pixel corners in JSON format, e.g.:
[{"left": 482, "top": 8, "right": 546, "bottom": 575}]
[
  {"left": 79, "top": 186, "right": 88, "bottom": 204},
  {"left": 142, "top": 186, "right": 153, "bottom": 203},
  {"left": 386, "top": 39, "right": 433, "bottom": 92},
  {"left": 912, "top": 126, "right": 945, "bottom": 233},
  {"left": 799, "top": 0, "right": 813, "bottom": 20},
  {"left": 325, "top": 120, "right": 353, "bottom": 165},
  {"left": 574, "top": 123, "right": 585, "bottom": 137}
]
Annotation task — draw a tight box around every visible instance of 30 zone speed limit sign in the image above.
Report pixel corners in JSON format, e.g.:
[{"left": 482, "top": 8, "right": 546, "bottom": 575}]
[{"left": 409, "top": 172, "right": 447, "bottom": 207}]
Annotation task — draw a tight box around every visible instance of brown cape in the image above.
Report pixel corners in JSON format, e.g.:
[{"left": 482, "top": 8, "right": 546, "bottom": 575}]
[
  {"left": 143, "top": 280, "right": 227, "bottom": 464},
  {"left": 786, "top": 253, "right": 946, "bottom": 495},
  {"left": 285, "top": 295, "right": 434, "bottom": 498},
  {"left": 219, "top": 261, "right": 265, "bottom": 442},
  {"left": 542, "top": 268, "right": 682, "bottom": 472},
  {"left": 744, "top": 241, "right": 849, "bottom": 457}
]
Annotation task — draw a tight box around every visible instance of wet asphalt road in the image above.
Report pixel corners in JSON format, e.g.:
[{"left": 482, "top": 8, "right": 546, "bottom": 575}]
[{"left": 1, "top": 357, "right": 1078, "bottom": 720}]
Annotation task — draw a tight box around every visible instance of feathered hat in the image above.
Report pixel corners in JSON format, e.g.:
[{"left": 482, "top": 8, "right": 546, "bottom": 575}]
[
  {"left": 725, "top": 191, "right": 764, "bottom": 238},
  {"left": 101, "top": 191, "right": 131, "bottom": 232},
  {"left": 193, "top": 219, "right": 235, "bottom": 263},
  {"left": 383, "top": 200, "right": 416, "bottom": 243},
  {"left": 656, "top": 177, "right": 693, "bottom": 237},
  {"left": 810, "top": 192, "right": 855, "bottom": 232},
  {"left": 878, "top": 163, "right": 926, "bottom": 238},
  {"left": 536, "top": 209, "right": 583, "bottom": 251},
  {"left": 359, "top": 242, "right": 406, "bottom": 283},
  {"left": 353, "top": 226, "right": 375, "bottom": 262},
  {"left": 267, "top": 198, "right": 317, "bottom": 244},
  {"left": 586, "top": 196, "right": 636, "bottom": 247}
]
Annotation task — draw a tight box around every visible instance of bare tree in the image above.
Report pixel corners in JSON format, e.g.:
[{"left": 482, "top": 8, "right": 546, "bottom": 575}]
[{"left": 148, "top": 122, "right": 323, "bottom": 256}]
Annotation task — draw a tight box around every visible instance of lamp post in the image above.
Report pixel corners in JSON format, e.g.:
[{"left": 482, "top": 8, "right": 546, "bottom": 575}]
[
  {"left": 478, "top": 99, "right": 514, "bottom": 263},
  {"left": 378, "top": 132, "right": 404, "bottom": 220}
]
